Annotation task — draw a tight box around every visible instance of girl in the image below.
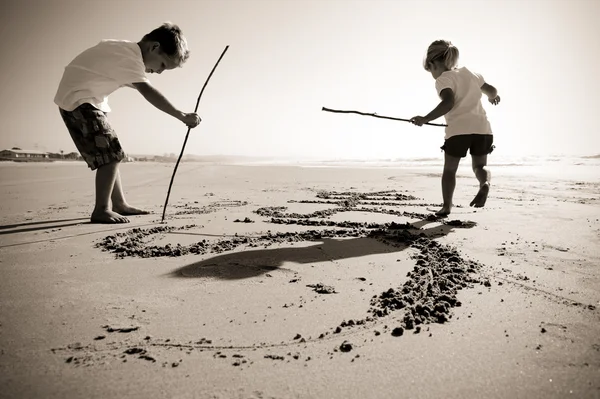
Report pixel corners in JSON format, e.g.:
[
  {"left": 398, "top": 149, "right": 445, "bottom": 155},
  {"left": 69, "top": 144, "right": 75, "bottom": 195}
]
[{"left": 410, "top": 40, "right": 500, "bottom": 217}]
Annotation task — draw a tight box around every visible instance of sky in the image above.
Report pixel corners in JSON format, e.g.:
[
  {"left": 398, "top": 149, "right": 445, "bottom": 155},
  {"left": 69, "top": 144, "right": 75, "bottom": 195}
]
[{"left": 1, "top": 0, "right": 598, "bottom": 159}]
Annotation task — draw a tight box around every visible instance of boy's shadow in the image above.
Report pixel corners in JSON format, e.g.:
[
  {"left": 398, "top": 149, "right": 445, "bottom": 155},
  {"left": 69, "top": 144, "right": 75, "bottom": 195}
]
[{"left": 169, "top": 221, "right": 463, "bottom": 281}]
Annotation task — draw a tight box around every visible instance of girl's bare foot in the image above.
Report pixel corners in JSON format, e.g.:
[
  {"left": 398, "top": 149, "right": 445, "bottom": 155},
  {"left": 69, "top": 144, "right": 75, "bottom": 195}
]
[
  {"left": 470, "top": 182, "right": 490, "bottom": 208},
  {"left": 91, "top": 209, "right": 130, "bottom": 224},
  {"left": 113, "top": 204, "right": 150, "bottom": 216}
]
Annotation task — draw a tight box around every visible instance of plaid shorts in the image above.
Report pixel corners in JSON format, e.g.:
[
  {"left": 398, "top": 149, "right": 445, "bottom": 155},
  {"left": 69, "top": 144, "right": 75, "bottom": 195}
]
[{"left": 59, "top": 103, "right": 125, "bottom": 170}]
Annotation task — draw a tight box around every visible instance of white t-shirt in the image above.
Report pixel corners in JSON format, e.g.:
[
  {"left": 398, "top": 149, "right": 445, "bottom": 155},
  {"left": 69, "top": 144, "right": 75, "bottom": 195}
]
[
  {"left": 435, "top": 66, "right": 492, "bottom": 139},
  {"left": 54, "top": 40, "right": 149, "bottom": 112}
]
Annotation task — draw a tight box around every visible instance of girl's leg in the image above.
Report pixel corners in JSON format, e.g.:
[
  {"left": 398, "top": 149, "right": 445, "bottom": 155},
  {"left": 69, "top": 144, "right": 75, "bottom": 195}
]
[
  {"left": 92, "top": 161, "right": 129, "bottom": 223},
  {"left": 470, "top": 154, "right": 491, "bottom": 207},
  {"left": 111, "top": 168, "right": 150, "bottom": 215},
  {"left": 438, "top": 153, "right": 461, "bottom": 216}
]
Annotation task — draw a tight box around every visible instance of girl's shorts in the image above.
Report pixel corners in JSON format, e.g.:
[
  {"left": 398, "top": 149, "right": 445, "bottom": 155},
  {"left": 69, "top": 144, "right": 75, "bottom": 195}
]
[
  {"left": 441, "top": 134, "right": 494, "bottom": 158},
  {"left": 59, "top": 103, "right": 125, "bottom": 170}
]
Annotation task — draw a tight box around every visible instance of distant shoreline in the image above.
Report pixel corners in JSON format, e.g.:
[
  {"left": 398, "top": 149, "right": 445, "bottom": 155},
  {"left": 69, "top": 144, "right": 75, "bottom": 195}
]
[
  {"left": 0, "top": 158, "right": 87, "bottom": 163},
  {"left": 0, "top": 158, "right": 57, "bottom": 163}
]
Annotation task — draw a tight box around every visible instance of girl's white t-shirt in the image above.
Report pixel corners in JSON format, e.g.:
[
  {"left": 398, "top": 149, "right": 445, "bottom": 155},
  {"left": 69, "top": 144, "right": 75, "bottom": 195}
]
[
  {"left": 435, "top": 66, "right": 492, "bottom": 139},
  {"left": 54, "top": 40, "right": 149, "bottom": 112}
]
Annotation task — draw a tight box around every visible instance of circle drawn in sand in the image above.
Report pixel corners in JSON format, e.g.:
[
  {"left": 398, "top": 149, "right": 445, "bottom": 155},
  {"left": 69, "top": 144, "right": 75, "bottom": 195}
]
[{"left": 88, "top": 190, "right": 488, "bottom": 361}]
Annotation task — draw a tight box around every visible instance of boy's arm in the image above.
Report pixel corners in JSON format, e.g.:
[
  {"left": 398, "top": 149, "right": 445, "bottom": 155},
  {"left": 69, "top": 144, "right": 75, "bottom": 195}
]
[
  {"left": 481, "top": 83, "right": 500, "bottom": 105},
  {"left": 132, "top": 82, "right": 200, "bottom": 126},
  {"left": 132, "top": 82, "right": 185, "bottom": 120}
]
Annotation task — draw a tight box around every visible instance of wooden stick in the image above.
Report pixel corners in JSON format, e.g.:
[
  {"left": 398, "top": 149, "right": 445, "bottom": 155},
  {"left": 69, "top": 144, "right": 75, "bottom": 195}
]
[
  {"left": 161, "top": 45, "right": 230, "bottom": 223},
  {"left": 322, "top": 106, "right": 447, "bottom": 127}
]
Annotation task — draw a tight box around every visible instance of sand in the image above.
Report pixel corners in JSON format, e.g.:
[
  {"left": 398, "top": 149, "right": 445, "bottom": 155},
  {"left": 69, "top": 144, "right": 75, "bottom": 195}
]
[{"left": 0, "top": 161, "right": 599, "bottom": 399}]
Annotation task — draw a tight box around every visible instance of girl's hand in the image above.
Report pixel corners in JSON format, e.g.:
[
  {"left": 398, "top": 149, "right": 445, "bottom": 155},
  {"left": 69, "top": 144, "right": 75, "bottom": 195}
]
[
  {"left": 489, "top": 95, "right": 501, "bottom": 105},
  {"left": 410, "top": 116, "right": 429, "bottom": 126}
]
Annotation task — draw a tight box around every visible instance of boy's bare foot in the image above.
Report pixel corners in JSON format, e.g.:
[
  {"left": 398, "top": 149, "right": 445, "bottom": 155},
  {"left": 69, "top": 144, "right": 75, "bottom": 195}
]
[
  {"left": 113, "top": 204, "right": 150, "bottom": 216},
  {"left": 435, "top": 206, "right": 451, "bottom": 217},
  {"left": 91, "top": 209, "right": 130, "bottom": 224},
  {"left": 470, "top": 183, "right": 490, "bottom": 208},
  {"left": 435, "top": 209, "right": 450, "bottom": 217}
]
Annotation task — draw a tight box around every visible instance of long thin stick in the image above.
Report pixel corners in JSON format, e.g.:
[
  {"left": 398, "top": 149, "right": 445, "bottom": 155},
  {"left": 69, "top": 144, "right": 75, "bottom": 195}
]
[
  {"left": 322, "top": 106, "right": 447, "bottom": 127},
  {"left": 161, "top": 45, "right": 229, "bottom": 223}
]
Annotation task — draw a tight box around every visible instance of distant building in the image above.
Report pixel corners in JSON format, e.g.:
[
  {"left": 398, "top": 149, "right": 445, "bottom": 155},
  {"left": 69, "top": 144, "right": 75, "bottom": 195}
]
[
  {"left": 0, "top": 149, "right": 49, "bottom": 159},
  {"left": 64, "top": 152, "right": 82, "bottom": 160}
]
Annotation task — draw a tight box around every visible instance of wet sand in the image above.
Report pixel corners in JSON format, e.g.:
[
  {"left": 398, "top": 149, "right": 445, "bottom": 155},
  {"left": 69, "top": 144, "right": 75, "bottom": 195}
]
[{"left": 0, "top": 161, "right": 599, "bottom": 399}]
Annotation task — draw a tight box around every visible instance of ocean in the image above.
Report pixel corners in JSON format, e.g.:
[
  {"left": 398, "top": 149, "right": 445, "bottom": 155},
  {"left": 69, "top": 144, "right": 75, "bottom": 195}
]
[
  {"left": 228, "top": 154, "right": 598, "bottom": 181},
  {"left": 2, "top": 154, "right": 598, "bottom": 183}
]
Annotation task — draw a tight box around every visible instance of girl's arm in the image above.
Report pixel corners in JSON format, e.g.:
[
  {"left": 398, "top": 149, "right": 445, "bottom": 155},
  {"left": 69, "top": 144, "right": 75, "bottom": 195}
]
[
  {"left": 481, "top": 83, "right": 501, "bottom": 105},
  {"left": 410, "top": 88, "right": 455, "bottom": 126},
  {"left": 425, "top": 88, "right": 455, "bottom": 121}
]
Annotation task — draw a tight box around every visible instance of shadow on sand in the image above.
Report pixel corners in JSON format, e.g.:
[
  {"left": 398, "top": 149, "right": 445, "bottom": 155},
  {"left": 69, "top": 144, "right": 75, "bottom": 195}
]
[
  {"left": 169, "top": 221, "right": 459, "bottom": 281},
  {"left": 0, "top": 217, "right": 90, "bottom": 235},
  {"left": 0, "top": 222, "right": 158, "bottom": 249}
]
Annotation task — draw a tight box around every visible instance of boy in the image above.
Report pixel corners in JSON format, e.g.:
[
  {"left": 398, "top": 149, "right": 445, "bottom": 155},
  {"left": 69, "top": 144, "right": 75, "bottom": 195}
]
[{"left": 54, "top": 22, "right": 200, "bottom": 224}]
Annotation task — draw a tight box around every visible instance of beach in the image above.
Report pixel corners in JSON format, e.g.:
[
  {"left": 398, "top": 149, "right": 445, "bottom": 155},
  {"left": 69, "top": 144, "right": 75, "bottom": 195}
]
[{"left": 0, "top": 160, "right": 599, "bottom": 399}]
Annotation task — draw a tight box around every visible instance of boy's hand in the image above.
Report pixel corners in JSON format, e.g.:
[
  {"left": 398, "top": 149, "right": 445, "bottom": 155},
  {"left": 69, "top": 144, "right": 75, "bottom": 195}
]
[
  {"left": 488, "top": 95, "right": 501, "bottom": 105},
  {"left": 410, "top": 116, "right": 429, "bottom": 126},
  {"left": 181, "top": 113, "right": 201, "bottom": 128}
]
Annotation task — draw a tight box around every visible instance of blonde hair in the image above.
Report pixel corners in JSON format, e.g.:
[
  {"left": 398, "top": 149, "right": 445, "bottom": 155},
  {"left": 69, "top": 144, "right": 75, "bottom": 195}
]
[
  {"left": 423, "top": 40, "right": 459, "bottom": 71},
  {"left": 142, "top": 22, "right": 190, "bottom": 67}
]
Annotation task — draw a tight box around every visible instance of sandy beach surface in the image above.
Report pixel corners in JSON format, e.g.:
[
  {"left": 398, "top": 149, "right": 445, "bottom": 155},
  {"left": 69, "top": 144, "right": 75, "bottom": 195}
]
[{"left": 1, "top": 161, "right": 599, "bottom": 399}]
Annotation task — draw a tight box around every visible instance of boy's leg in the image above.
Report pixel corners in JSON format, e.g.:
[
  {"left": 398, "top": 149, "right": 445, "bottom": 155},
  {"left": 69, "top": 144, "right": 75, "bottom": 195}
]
[
  {"left": 92, "top": 161, "right": 130, "bottom": 223},
  {"left": 59, "top": 104, "right": 146, "bottom": 222},
  {"left": 438, "top": 152, "right": 461, "bottom": 216},
  {"left": 111, "top": 169, "right": 150, "bottom": 215},
  {"left": 470, "top": 154, "right": 491, "bottom": 207}
]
